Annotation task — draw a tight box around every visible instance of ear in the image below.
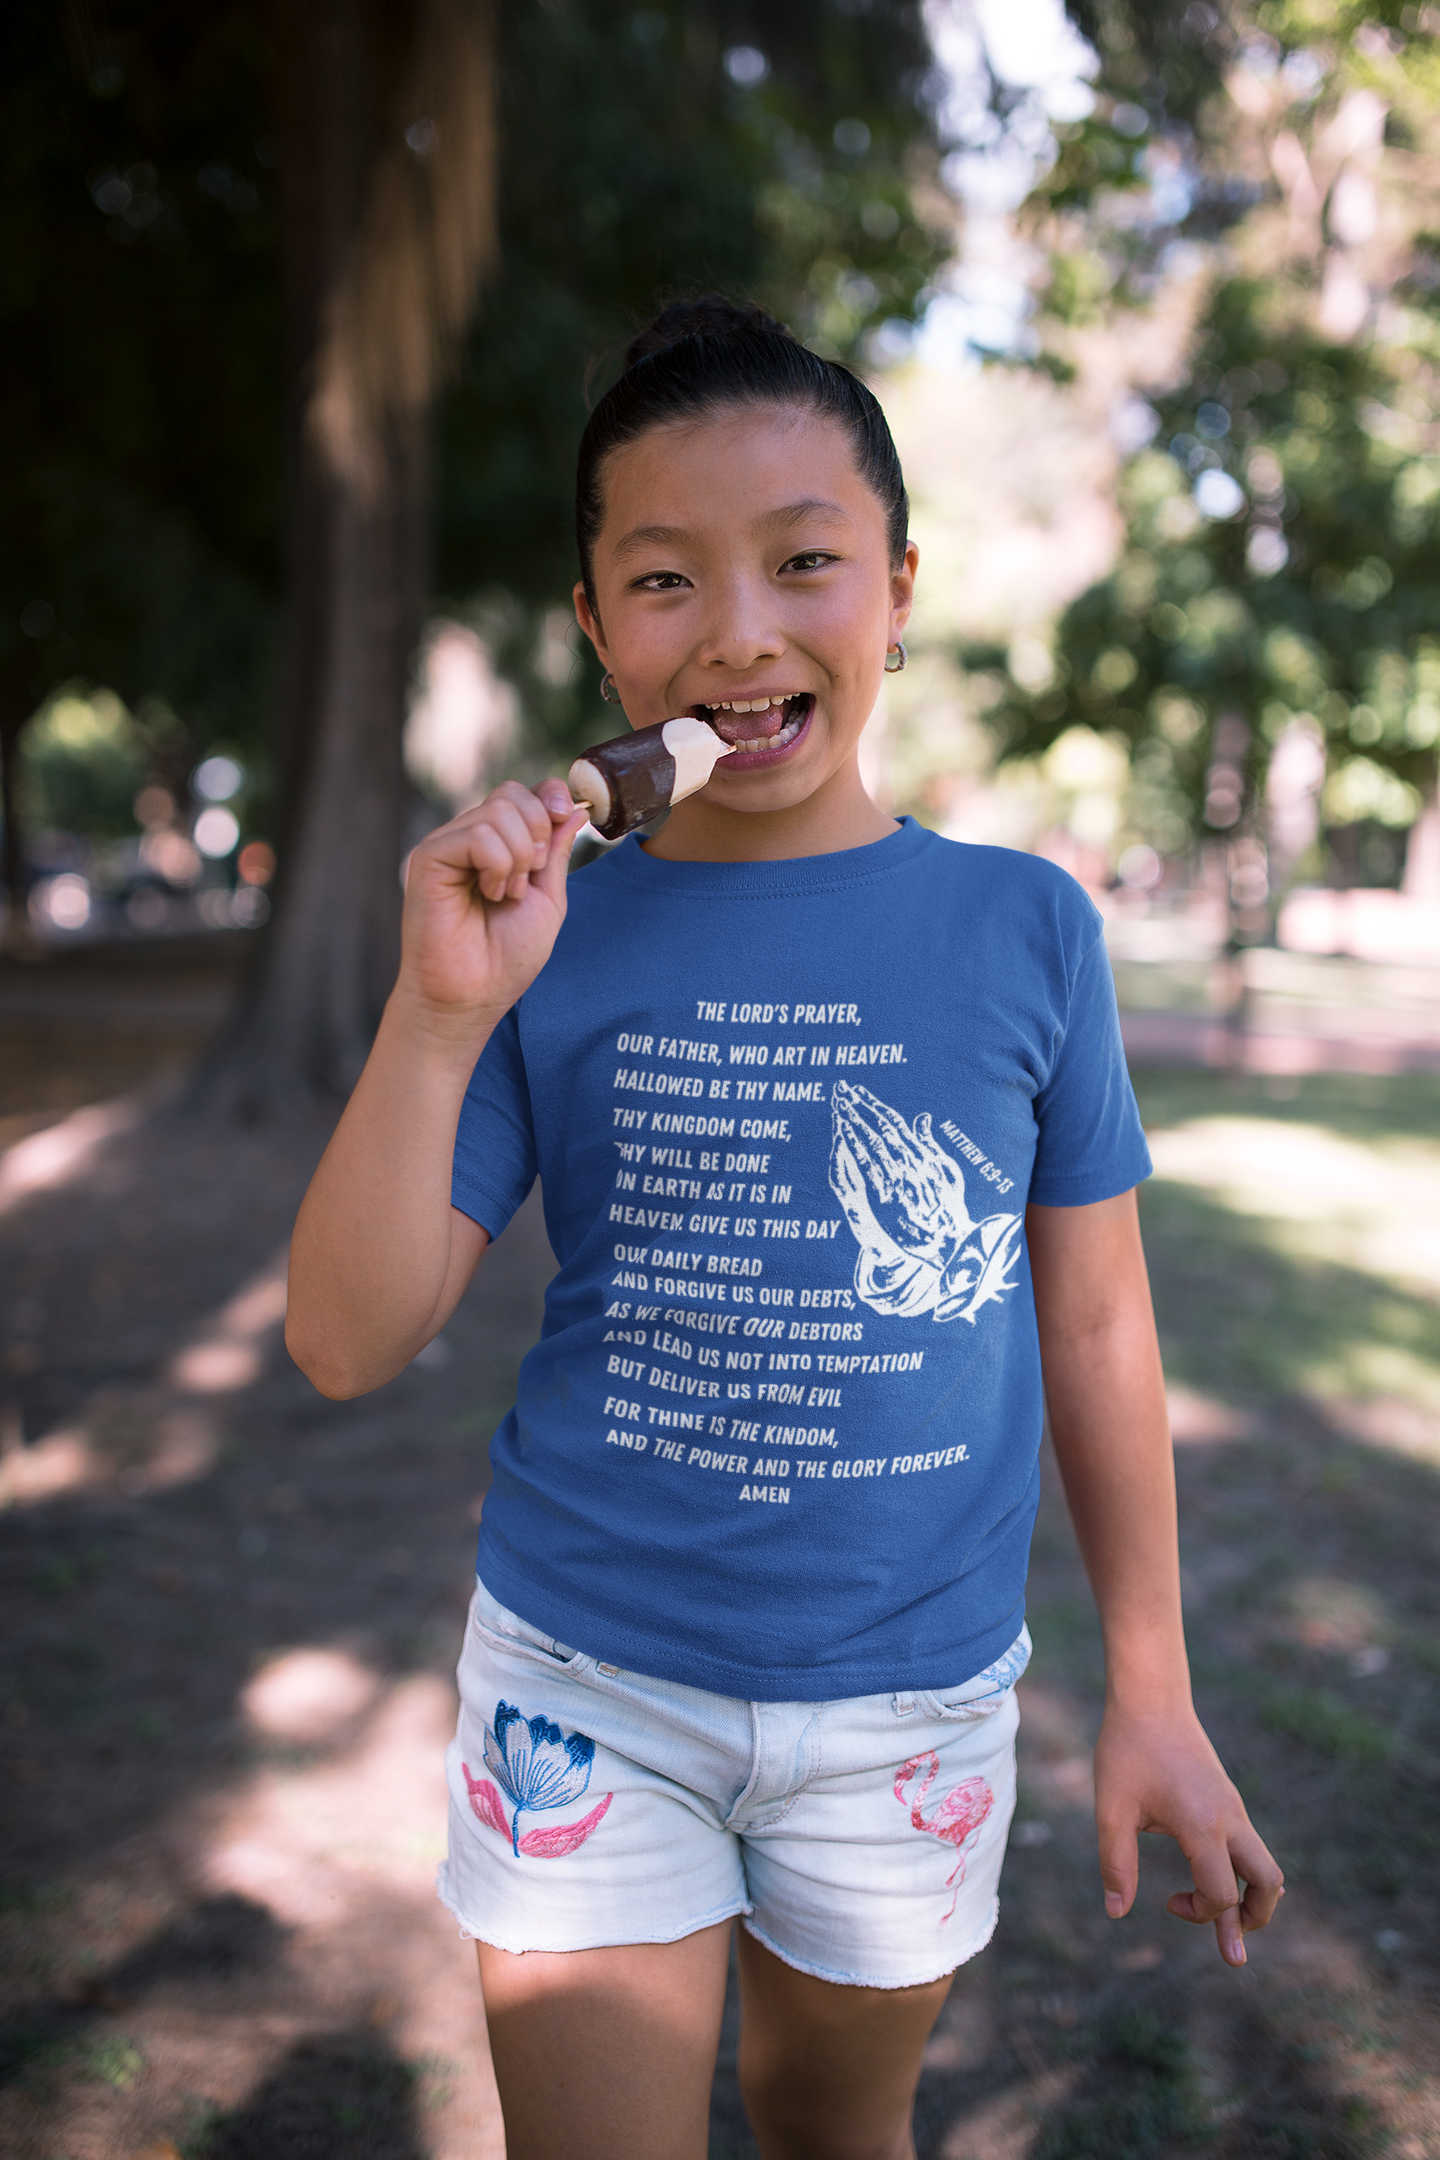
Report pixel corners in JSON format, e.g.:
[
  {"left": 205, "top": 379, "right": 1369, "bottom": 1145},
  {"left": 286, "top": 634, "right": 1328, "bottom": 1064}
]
[
  {"left": 573, "top": 582, "right": 612, "bottom": 671},
  {"left": 890, "top": 539, "right": 919, "bottom": 645}
]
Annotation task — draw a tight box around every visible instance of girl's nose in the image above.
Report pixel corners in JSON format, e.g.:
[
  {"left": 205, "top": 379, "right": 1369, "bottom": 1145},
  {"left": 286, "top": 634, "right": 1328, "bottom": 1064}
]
[{"left": 694, "top": 574, "right": 783, "bottom": 671}]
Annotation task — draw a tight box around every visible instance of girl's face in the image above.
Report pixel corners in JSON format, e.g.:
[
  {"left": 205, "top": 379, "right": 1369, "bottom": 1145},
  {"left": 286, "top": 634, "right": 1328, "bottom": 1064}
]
[{"left": 574, "top": 404, "right": 917, "bottom": 849}]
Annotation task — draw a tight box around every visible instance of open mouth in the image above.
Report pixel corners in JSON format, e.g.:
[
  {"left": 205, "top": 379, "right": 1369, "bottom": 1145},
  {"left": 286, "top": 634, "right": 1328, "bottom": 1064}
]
[{"left": 693, "top": 693, "right": 813, "bottom": 758}]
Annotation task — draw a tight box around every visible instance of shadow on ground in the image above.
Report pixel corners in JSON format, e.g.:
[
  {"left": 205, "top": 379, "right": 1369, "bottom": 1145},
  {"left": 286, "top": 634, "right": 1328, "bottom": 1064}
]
[{"left": 1, "top": 978, "right": 1437, "bottom": 2157}]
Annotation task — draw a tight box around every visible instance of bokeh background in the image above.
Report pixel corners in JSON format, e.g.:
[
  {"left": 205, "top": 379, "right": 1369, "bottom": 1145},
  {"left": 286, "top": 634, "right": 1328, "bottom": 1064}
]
[{"left": 2, "top": 3, "right": 1438, "bottom": 2156}]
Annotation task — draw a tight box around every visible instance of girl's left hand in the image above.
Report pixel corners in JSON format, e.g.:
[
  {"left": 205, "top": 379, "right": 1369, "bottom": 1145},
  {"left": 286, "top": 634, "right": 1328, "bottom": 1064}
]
[{"left": 1093, "top": 1703, "right": 1284, "bottom": 1966}]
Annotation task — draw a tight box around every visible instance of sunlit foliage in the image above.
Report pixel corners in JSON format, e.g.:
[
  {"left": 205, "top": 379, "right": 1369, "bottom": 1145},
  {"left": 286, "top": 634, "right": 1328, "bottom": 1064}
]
[{"left": 963, "top": 0, "right": 1440, "bottom": 881}]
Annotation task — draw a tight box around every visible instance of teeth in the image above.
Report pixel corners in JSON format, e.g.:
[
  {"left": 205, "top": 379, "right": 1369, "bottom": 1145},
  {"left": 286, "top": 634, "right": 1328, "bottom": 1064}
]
[
  {"left": 707, "top": 696, "right": 801, "bottom": 714},
  {"left": 732, "top": 718, "right": 802, "bottom": 753}
]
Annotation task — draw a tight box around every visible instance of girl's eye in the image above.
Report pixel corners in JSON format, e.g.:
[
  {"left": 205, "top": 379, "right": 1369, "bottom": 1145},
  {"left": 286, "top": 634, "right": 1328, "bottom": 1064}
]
[
  {"left": 634, "top": 571, "right": 690, "bottom": 592},
  {"left": 782, "top": 551, "right": 838, "bottom": 573}
]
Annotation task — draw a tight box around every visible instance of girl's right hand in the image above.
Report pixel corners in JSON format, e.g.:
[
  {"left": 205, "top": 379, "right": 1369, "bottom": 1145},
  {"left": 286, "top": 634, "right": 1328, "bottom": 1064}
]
[{"left": 396, "top": 779, "right": 589, "bottom": 1039}]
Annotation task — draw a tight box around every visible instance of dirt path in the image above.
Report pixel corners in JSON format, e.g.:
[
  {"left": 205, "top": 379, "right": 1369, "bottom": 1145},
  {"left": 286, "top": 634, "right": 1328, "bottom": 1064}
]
[{"left": 2, "top": 990, "right": 1437, "bottom": 2158}]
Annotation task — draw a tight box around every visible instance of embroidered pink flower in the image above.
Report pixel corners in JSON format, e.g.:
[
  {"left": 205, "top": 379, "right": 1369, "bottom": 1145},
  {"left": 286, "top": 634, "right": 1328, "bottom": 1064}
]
[
  {"left": 895, "top": 1751, "right": 994, "bottom": 1922},
  {"left": 463, "top": 1698, "right": 613, "bottom": 1858}
]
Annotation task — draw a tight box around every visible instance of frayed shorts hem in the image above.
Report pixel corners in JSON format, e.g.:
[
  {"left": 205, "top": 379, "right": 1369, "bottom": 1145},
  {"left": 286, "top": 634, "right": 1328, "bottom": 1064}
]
[
  {"left": 436, "top": 1862, "right": 751, "bottom": 1954},
  {"left": 739, "top": 1896, "right": 1001, "bottom": 1992}
]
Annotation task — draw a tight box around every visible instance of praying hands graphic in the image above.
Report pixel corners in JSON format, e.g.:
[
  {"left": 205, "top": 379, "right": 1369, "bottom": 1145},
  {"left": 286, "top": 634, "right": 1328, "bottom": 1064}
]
[{"left": 828, "top": 1082, "right": 1022, "bottom": 1324}]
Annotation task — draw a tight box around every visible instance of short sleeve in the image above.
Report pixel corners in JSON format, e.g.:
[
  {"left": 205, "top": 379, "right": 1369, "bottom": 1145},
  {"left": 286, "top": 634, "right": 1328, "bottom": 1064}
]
[
  {"left": 451, "top": 1006, "right": 538, "bottom": 1238},
  {"left": 1028, "top": 933, "right": 1151, "bottom": 1206}
]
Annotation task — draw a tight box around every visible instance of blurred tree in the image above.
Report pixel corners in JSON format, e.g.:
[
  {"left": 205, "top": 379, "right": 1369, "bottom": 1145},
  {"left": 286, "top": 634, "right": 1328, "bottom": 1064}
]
[
  {"left": 224, "top": 0, "right": 500, "bottom": 1106},
  {"left": 2, "top": 0, "right": 946, "bottom": 1101},
  {"left": 962, "top": 0, "right": 1440, "bottom": 920},
  {"left": 0, "top": 1, "right": 283, "bottom": 938}
]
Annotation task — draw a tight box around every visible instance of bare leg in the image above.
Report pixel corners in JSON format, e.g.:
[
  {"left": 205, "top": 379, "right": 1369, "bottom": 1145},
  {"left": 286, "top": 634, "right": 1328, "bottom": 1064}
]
[
  {"left": 736, "top": 1926, "right": 953, "bottom": 2160},
  {"left": 475, "top": 1919, "right": 732, "bottom": 2160}
]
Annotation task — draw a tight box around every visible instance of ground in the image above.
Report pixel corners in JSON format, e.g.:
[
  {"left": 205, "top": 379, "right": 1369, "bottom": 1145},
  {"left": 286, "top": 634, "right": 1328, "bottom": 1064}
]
[{"left": 1, "top": 938, "right": 1437, "bottom": 2160}]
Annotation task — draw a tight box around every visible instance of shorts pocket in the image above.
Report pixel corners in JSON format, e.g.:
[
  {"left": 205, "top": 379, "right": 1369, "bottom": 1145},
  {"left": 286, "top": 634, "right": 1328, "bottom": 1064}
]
[
  {"left": 918, "top": 1625, "right": 1031, "bottom": 1721},
  {"left": 469, "top": 1578, "right": 593, "bottom": 1676}
]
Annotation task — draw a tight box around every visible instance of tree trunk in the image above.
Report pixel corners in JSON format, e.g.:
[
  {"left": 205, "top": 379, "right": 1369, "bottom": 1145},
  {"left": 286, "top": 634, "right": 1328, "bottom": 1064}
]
[
  {"left": 203, "top": 0, "right": 492, "bottom": 1114},
  {"left": 242, "top": 416, "right": 426, "bottom": 1099}
]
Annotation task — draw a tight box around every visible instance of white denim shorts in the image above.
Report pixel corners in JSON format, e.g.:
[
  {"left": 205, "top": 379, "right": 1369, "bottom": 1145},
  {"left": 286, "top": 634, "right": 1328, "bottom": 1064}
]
[{"left": 437, "top": 1576, "right": 1028, "bottom": 1990}]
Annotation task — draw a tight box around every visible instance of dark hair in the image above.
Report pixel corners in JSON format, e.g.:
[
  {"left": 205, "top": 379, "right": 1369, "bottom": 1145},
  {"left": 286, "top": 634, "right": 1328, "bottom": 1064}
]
[{"left": 575, "top": 296, "right": 909, "bottom": 604}]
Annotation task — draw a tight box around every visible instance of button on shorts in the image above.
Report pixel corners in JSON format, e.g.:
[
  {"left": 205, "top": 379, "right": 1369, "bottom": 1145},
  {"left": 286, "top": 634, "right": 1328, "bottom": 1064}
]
[{"left": 437, "top": 1577, "right": 1029, "bottom": 1990}]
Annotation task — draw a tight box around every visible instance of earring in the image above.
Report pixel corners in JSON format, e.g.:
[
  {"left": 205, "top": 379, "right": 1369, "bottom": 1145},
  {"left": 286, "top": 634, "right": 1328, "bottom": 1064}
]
[
  {"left": 600, "top": 673, "right": 621, "bottom": 703},
  {"left": 884, "top": 641, "right": 907, "bottom": 673}
]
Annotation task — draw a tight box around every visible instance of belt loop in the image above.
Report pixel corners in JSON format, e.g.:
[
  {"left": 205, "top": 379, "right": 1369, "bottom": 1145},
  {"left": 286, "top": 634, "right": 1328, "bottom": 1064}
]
[{"left": 893, "top": 1690, "right": 915, "bottom": 1716}]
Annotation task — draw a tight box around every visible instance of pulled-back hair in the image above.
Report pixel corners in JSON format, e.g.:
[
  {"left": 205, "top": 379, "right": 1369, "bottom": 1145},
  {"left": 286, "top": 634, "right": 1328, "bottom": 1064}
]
[{"left": 575, "top": 296, "right": 909, "bottom": 603}]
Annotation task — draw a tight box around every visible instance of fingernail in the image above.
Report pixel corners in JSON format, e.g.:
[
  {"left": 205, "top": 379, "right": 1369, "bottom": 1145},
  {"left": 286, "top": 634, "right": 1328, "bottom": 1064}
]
[{"left": 1105, "top": 1892, "right": 1124, "bottom": 1918}]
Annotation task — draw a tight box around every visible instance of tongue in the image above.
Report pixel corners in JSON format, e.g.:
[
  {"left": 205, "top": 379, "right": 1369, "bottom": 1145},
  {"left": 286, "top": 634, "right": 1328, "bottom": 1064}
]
[{"left": 709, "top": 702, "right": 788, "bottom": 746}]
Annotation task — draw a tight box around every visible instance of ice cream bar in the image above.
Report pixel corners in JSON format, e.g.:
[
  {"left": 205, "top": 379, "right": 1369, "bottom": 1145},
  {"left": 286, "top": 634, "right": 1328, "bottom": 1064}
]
[{"left": 567, "top": 716, "right": 735, "bottom": 840}]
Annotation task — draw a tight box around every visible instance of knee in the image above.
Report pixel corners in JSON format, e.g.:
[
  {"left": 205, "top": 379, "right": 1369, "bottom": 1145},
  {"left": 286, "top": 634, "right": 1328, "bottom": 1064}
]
[{"left": 737, "top": 2054, "right": 915, "bottom": 2160}]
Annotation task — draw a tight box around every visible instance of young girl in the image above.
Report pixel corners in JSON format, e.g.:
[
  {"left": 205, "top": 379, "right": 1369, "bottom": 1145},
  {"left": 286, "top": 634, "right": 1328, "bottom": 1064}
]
[{"left": 286, "top": 296, "right": 1282, "bottom": 2160}]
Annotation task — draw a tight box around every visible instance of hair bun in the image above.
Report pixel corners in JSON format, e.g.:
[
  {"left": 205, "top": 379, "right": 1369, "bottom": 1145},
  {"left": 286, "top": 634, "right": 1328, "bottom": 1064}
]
[{"left": 623, "top": 295, "right": 794, "bottom": 370}]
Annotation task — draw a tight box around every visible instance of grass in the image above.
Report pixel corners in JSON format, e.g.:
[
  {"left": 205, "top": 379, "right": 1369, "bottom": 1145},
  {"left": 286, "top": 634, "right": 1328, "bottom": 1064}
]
[
  {"left": 1138, "top": 1179, "right": 1440, "bottom": 1414},
  {"left": 181, "top": 2038, "right": 424, "bottom": 2158},
  {"left": 1032, "top": 2011, "right": 1211, "bottom": 2159},
  {"left": 0, "top": 2026, "right": 144, "bottom": 2094},
  {"left": 1130, "top": 1070, "right": 1440, "bottom": 1151},
  {"left": 995, "top": 1069, "right": 1440, "bottom": 2160},
  {"left": 1261, "top": 1690, "right": 1395, "bottom": 1765}
]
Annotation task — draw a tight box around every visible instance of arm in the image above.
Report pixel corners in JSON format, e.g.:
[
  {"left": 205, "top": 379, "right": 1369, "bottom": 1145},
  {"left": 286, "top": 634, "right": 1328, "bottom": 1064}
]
[
  {"left": 285, "top": 779, "right": 587, "bottom": 1399},
  {"left": 1026, "top": 1190, "right": 1283, "bottom": 1966}
]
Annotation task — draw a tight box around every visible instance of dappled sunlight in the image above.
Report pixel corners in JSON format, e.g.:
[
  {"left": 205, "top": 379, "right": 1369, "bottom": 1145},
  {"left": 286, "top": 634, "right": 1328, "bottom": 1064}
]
[
  {"left": 0, "top": 1095, "right": 146, "bottom": 1214},
  {"left": 1333, "top": 1390, "right": 1440, "bottom": 1471},
  {"left": 241, "top": 1646, "right": 384, "bottom": 1743},
  {"left": 0, "top": 1245, "right": 288, "bottom": 1511},
  {"left": 936, "top": 2064, "right": 1084, "bottom": 2160},
  {"left": 1146, "top": 1116, "right": 1440, "bottom": 1296},
  {"left": 26, "top": 1662, "right": 505, "bottom": 2160},
  {"left": 0, "top": 1428, "right": 97, "bottom": 1506},
  {"left": 922, "top": 1907, "right": 1440, "bottom": 2160},
  {"left": 1139, "top": 1103, "right": 1440, "bottom": 1466},
  {"left": 1165, "top": 1383, "right": 1257, "bottom": 1444},
  {"left": 0, "top": 1402, "right": 220, "bottom": 1510},
  {"left": 1279, "top": 1576, "right": 1391, "bottom": 1670},
  {"left": 0, "top": 1101, "right": 555, "bottom": 2157},
  {"left": 194, "top": 1670, "right": 506, "bottom": 2159},
  {"left": 207, "top": 1670, "right": 456, "bottom": 1924},
  {"left": 164, "top": 1245, "right": 289, "bottom": 1394}
]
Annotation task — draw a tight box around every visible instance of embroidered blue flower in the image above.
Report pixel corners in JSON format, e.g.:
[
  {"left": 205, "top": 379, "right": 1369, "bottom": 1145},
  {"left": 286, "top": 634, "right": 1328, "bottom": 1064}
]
[{"left": 483, "top": 1699, "right": 596, "bottom": 1856}]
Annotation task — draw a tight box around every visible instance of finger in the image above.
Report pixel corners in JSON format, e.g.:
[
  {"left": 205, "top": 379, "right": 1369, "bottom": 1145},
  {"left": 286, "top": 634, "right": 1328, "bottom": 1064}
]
[
  {"left": 484, "top": 795, "right": 553, "bottom": 875},
  {"left": 491, "top": 781, "right": 561, "bottom": 858},
  {"left": 1215, "top": 1904, "right": 1246, "bottom": 1967},
  {"left": 1165, "top": 1836, "right": 1243, "bottom": 1961},
  {"left": 1232, "top": 1826, "right": 1285, "bottom": 1934},
  {"left": 1164, "top": 1885, "right": 1246, "bottom": 1969},
  {"left": 1096, "top": 1814, "right": 1139, "bottom": 1920},
  {"left": 1240, "top": 1877, "right": 1285, "bottom": 1934},
  {"left": 423, "top": 803, "right": 529, "bottom": 900},
  {"left": 535, "top": 776, "right": 582, "bottom": 824},
  {"left": 533, "top": 805, "right": 589, "bottom": 907},
  {"left": 471, "top": 800, "right": 549, "bottom": 901},
  {"left": 463, "top": 820, "right": 529, "bottom": 903}
]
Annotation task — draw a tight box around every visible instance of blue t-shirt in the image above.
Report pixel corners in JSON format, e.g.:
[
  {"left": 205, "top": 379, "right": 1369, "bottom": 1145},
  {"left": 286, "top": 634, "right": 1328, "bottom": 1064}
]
[{"left": 452, "top": 818, "right": 1150, "bottom": 1701}]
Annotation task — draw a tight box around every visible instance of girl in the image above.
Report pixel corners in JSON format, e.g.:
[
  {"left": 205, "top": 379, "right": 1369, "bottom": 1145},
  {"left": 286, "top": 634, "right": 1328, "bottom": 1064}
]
[{"left": 286, "top": 296, "right": 1282, "bottom": 2160}]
